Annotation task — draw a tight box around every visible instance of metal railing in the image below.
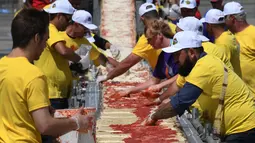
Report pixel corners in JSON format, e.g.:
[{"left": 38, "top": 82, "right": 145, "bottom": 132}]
[{"left": 178, "top": 108, "right": 223, "bottom": 143}]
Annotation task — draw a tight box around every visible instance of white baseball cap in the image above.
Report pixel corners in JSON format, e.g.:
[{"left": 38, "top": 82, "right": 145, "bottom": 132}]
[
  {"left": 223, "top": 1, "right": 244, "bottom": 16},
  {"left": 177, "top": 17, "right": 209, "bottom": 42},
  {"left": 72, "top": 10, "right": 97, "bottom": 30},
  {"left": 204, "top": 9, "right": 225, "bottom": 24},
  {"left": 44, "top": 0, "right": 75, "bottom": 14},
  {"left": 169, "top": 4, "right": 181, "bottom": 19},
  {"left": 180, "top": 0, "right": 196, "bottom": 9},
  {"left": 163, "top": 31, "right": 202, "bottom": 53},
  {"left": 146, "top": 0, "right": 153, "bottom": 3},
  {"left": 139, "top": 2, "right": 157, "bottom": 17}
]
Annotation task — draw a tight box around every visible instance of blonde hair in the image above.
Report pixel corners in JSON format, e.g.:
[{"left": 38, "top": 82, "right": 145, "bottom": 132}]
[{"left": 145, "top": 19, "right": 174, "bottom": 40}]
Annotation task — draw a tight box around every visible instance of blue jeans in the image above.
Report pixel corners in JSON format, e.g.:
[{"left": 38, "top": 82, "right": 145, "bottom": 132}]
[
  {"left": 224, "top": 128, "right": 255, "bottom": 143},
  {"left": 42, "top": 98, "right": 68, "bottom": 143}
]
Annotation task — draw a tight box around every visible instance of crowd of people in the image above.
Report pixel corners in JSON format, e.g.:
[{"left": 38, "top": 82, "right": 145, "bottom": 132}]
[
  {"left": 0, "top": 0, "right": 121, "bottom": 142},
  {"left": 0, "top": 0, "right": 255, "bottom": 142}
]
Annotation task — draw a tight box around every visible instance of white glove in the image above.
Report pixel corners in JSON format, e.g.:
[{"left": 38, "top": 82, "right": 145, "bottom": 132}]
[
  {"left": 96, "top": 75, "right": 107, "bottom": 84},
  {"left": 79, "top": 52, "right": 90, "bottom": 70},
  {"left": 110, "top": 45, "right": 121, "bottom": 60}
]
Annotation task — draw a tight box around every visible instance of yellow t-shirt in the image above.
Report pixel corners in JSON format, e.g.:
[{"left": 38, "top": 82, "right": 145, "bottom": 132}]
[
  {"left": 185, "top": 54, "right": 255, "bottom": 135},
  {"left": 59, "top": 32, "right": 107, "bottom": 66},
  {"left": 168, "top": 22, "right": 176, "bottom": 35},
  {"left": 132, "top": 34, "right": 162, "bottom": 69},
  {"left": 14, "top": 8, "right": 22, "bottom": 17},
  {"left": 176, "top": 42, "right": 233, "bottom": 87},
  {"left": 202, "top": 42, "right": 233, "bottom": 70},
  {"left": 177, "top": 42, "right": 234, "bottom": 120},
  {"left": 235, "top": 25, "right": 255, "bottom": 96},
  {"left": 34, "top": 23, "right": 72, "bottom": 99},
  {"left": 0, "top": 57, "right": 50, "bottom": 143},
  {"left": 215, "top": 31, "right": 241, "bottom": 77}
]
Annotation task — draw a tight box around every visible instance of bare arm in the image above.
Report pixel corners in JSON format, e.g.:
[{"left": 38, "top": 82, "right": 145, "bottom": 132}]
[
  {"left": 131, "top": 77, "right": 160, "bottom": 94},
  {"left": 158, "top": 75, "right": 178, "bottom": 89},
  {"left": 152, "top": 102, "right": 177, "bottom": 120},
  {"left": 54, "top": 42, "right": 81, "bottom": 62},
  {"left": 159, "top": 80, "right": 180, "bottom": 101},
  {"left": 149, "top": 75, "right": 178, "bottom": 92},
  {"left": 121, "top": 77, "right": 160, "bottom": 96},
  {"left": 106, "top": 53, "right": 142, "bottom": 80},
  {"left": 32, "top": 107, "right": 76, "bottom": 137},
  {"left": 143, "top": 101, "right": 177, "bottom": 125},
  {"left": 32, "top": 107, "right": 92, "bottom": 137},
  {"left": 106, "top": 56, "right": 119, "bottom": 67}
]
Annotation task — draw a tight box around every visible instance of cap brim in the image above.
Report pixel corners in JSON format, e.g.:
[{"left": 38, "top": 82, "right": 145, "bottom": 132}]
[
  {"left": 224, "top": 11, "right": 244, "bottom": 16},
  {"left": 46, "top": 9, "right": 73, "bottom": 14},
  {"left": 84, "top": 24, "right": 98, "bottom": 30},
  {"left": 180, "top": 5, "right": 196, "bottom": 9},
  {"left": 43, "top": 7, "right": 50, "bottom": 13},
  {"left": 200, "top": 18, "right": 205, "bottom": 23},
  {"left": 199, "top": 35, "right": 209, "bottom": 42},
  {"left": 162, "top": 44, "right": 182, "bottom": 53}
]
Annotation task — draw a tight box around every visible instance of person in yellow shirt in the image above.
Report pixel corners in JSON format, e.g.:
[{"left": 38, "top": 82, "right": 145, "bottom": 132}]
[
  {"left": 43, "top": 0, "right": 81, "bottom": 10},
  {"left": 145, "top": 17, "right": 233, "bottom": 105},
  {"left": 96, "top": 2, "right": 166, "bottom": 83},
  {"left": 203, "top": 9, "right": 241, "bottom": 77},
  {"left": 179, "top": 0, "right": 197, "bottom": 18},
  {"left": 0, "top": 8, "right": 92, "bottom": 143},
  {"left": 224, "top": 1, "right": 255, "bottom": 97},
  {"left": 34, "top": 0, "right": 84, "bottom": 109},
  {"left": 144, "top": 31, "right": 255, "bottom": 141},
  {"left": 44, "top": 0, "right": 121, "bottom": 64},
  {"left": 117, "top": 19, "right": 178, "bottom": 98},
  {"left": 59, "top": 10, "right": 119, "bottom": 71}
]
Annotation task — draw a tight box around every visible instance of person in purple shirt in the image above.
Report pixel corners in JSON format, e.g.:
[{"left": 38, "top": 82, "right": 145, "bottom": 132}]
[
  {"left": 153, "top": 51, "right": 178, "bottom": 80},
  {"left": 117, "top": 20, "right": 179, "bottom": 106}
]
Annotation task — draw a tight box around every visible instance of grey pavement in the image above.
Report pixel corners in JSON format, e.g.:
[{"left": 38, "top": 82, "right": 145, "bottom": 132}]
[{"left": 0, "top": 13, "right": 12, "bottom": 58}]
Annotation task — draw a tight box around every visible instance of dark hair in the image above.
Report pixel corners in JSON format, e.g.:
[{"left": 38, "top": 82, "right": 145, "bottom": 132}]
[
  {"left": 196, "top": 46, "right": 204, "bottom": 53},
  {"left": 142, "top": 10, "right": 159, "bottom": 19},
  {"left": 186, "top": 46, "right": 204, "bottom": 53},
  {"left": 11, "top": 8, "right": 49, "bottom": 49},
  {"left": 23, "top": 0, "right": 32, "bottom": 9},
  {"left": 49, "top": 13, "right": 57, "bottom": 21}
]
